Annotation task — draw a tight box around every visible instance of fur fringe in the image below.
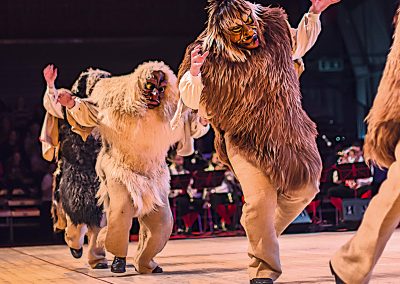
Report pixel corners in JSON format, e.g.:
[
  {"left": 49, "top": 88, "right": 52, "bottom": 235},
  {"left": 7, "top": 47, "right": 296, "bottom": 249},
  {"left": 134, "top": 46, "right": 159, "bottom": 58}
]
[
  {"left": 179, "top": 4, "right": 321, "bottom": 193},
  {"left": 364, "top": 7, "right": 400, "bottom": 168}
]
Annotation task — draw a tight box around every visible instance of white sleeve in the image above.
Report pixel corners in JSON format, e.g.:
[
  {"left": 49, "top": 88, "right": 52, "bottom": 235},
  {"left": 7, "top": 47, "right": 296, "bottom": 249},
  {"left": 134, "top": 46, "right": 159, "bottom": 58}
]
[
  {"left": 178, "top": 71, "right": 204, "bottom": 110},
  {"left": 43, "top": 86, "right": 64, "bottom": 119},
  {"left": 67, "top": 97, "right": 99, "bottom": 128},
  {"left": 291, "top": 12, "right": 322, "bottom": 60},
  {"left": 190, "top": 116, "right": 210, "bottom": 139}
]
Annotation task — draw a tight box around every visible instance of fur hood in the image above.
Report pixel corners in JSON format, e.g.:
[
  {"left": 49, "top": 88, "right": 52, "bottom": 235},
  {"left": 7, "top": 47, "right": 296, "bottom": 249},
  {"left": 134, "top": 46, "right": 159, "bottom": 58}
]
[
  {"left": 364, "top": 7, "right": 400, "bottom": 168},
  {"left": 91, "top": 61, "right": 179, "bottom": 122},
  {"left": 179, "top": 3, "right": 321, "bottom": 192}
]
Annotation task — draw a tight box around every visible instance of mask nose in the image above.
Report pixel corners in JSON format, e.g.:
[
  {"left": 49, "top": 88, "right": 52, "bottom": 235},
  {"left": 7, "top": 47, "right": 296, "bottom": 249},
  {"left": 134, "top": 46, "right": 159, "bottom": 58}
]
[
  {"left": 151, "top": 89, "right": 160, "bottom": 100},
  {"left": 243, "top": 26, "right": 254, "bottom": 40}
]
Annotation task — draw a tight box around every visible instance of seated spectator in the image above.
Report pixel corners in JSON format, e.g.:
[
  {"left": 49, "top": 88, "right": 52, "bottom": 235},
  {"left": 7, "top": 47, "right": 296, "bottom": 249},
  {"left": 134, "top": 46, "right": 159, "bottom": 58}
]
[
  {"left": 13, "top": 96, "right": 33, "bottom": 132},
  {"left": 0, "top": 116, "right": 12, "bottom": 146},
  {"left": 4, "top": 151, "right": 32, "bottom": 198},
  {"left": 0, "top": 130, "right": 23, "bottom": 164},
  {"left": 40, "top": 163, "right": 56, "bottom": 234}
]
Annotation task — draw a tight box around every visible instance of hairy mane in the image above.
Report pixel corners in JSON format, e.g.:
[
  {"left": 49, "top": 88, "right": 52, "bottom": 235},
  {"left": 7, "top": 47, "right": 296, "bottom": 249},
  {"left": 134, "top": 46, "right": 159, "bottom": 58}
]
[{"left": 364, "top": 7, "right": 400, "bottom": 168}]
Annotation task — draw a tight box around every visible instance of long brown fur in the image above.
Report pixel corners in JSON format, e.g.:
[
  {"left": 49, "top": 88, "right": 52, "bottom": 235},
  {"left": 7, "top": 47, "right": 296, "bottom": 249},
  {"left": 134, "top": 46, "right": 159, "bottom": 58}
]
[
  {"left": 178, "top": 0, "right": 321, "bottom": 192},
  {"left": 364, "top": 7, "right": 400, "bottom": 168}
]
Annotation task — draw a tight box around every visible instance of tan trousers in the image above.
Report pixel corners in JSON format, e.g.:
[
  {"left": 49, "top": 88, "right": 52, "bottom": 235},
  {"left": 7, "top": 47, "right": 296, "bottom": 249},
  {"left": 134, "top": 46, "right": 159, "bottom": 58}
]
[
  {"left": 331, "top": 143, "right": 400, "bottom": 284},
  {"left": 225, "top": 139, "right": 318, "bottom": 280},
  {"left": 104, "top": 179, "right": 173, "bottom": 273},
  {"left": 64, "top": 215, "right": 107, "bottom": 268}
]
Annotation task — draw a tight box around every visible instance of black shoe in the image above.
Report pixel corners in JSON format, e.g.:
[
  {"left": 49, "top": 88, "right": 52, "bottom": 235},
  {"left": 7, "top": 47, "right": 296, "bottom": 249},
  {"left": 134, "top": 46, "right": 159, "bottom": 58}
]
[
  {"left": 152, "top": 266, "right": 163, "bottom": 273},
  {"left": 70, "top": 247, "right": 83, "bottom": 259},
  {"left": 250, "top": 278, "right": 273, "bottom": 284},
  {"left": 111, "top": 256, "right": 126, "bottom": 273},
  {"left": 329, "top": 261, "right": 345, "bottom": 284},
  {"left": 93, "top": 263, "right": 108, "bottom": 269}
]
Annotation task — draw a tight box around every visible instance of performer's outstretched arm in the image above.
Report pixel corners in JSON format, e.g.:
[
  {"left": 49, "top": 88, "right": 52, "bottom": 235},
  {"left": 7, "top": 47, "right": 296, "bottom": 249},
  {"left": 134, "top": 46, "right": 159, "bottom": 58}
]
[
  {"left": 291, "top": 0, "right": 340, "bottom": 60},
  {"left": 290, "top": 12, "right": 321, "bottom": 60},
  {"left": 42, "top": 64, "right": 64, "bottom": 119},
  {"left": 179, "top": 45, "right": 209, "bottom": 110},
  {"left": 66, "top": 98, "right": 99, "bottom": 128}
]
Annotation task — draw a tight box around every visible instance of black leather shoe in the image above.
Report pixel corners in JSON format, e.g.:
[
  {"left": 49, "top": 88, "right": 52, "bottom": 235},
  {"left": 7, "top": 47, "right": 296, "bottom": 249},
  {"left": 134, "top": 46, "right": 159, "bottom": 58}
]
[
  {"left": 70, "top": 247, "right": 83, "bottom": 259},
  {"left": 111, "top": 256, "right": 126, "bottom": 273},
  {"left": 152, "top": 266, "right": 163, "bottom": 273},
  {"left": 93, "top": 263, "right": 108, "bottom": 269},
  {"left": 250, "top": 278, "right": 273, "bottom": 284},
  {"left": 330, "top": 261, "right": 345, "bottom": 284}
]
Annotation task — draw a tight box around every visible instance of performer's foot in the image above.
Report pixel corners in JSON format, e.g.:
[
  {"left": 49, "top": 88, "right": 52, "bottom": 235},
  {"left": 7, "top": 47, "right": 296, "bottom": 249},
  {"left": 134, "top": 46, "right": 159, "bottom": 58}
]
[
  {"left": 329, "top": 261, "right": 345, "bottom": 284},
  {"left": 111, "top": 256, "right": 126, "bottom": 273},
  {"left": 93, "top": 263, "right": 108, "bottom": 269},
  {"left": 69, "top": 247, "right": 83, "bottom": 259},
  {"left": 152, "top": 266, "right": 163, "bottom": 273},
  {"left": 250, "top": 278, "right": 273, "bottom": 284}
]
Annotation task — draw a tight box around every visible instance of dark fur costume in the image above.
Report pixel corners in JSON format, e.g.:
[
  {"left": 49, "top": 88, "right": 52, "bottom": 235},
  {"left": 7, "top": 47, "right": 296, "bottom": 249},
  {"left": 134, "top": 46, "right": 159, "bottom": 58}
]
[
  {"left": 53, "top": 69, "right": 110, "bottom": 227},
  {"left": 178, "top": 1, "right": 321, "bottom": 192}
]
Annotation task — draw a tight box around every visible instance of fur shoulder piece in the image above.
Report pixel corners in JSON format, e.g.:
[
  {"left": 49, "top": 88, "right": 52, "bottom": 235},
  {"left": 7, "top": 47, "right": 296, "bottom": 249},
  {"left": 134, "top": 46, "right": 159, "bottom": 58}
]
[
  {"left": 364, "top": 8, "right": 400, "bottom": 168},
  {"left": 91, "top": 61, "right": 178, "bottom": 119}
]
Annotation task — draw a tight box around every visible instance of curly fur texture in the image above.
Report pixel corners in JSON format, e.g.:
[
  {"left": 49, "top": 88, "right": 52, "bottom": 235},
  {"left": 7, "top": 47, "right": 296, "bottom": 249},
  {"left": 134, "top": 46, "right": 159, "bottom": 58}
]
[
  {"left": 364, "top": 8, "right": 400, "bottom": 168},
  {"left": 57, "top": 123, "right": 103, "bottom": 226},
  {"left": 51, "top": 69, "right": 110, "bottom": 227},
  {"left": 179, "top": 1, "right": 321, "bottom": 192},
  {"left": 92, "top": 61, "right": 182, "bottom": 217}
]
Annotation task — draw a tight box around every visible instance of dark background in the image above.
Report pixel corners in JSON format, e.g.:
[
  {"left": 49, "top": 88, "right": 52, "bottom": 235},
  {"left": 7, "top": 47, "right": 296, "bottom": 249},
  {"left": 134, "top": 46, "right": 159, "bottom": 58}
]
[{"left": 0, "top": 0, "right": 398, "bottom": 147}]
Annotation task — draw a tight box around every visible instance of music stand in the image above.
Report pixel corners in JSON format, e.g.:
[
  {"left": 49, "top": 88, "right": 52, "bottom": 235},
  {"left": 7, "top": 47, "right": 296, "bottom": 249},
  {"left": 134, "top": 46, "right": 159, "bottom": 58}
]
[
  {"left": 334, "top": 162, "right": 371, "bottom": 181},
  {"left": 192, "top": 170, "right": 226, "bottom": 189},
  {"left": 170, "top": 174, "right": 192, "bottom": 234},
  {"left": 170, "top": 174, "right": 192, "bottom": 190},
  {"left": 191, "top": 170, "right": 226, "bottom": 233}
]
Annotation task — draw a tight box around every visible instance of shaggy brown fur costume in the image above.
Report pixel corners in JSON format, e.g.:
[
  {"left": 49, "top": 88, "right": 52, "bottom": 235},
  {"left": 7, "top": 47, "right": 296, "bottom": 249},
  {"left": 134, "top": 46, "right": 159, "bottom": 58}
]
[
  {"left": 178, "top": 1, "right": 321, "bottom": 192},
  {"left": 364, "top": 7, "right": 400, "bottom": 168}
]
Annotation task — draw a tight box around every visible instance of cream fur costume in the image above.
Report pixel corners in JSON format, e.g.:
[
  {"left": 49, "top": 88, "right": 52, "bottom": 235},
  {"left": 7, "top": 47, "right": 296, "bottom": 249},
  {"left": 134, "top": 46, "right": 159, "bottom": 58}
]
[{"left": 67, "top": 61, "right": 209, "bottom": 273}]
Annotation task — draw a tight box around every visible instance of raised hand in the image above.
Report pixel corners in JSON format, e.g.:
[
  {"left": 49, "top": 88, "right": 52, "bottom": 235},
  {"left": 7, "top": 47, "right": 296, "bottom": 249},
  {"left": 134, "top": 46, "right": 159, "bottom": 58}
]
[
  {"left": 43, "top": 64, "right": 58, "bottom": 88},
  {"left": 190, "top": 45, "right": 209, "bottom": 77},
  {"left": 310, "top": 0, "right": 341, "bottom": 14},
  {"left": 57, "top": 90, "right": 75, "bottom": 109}
]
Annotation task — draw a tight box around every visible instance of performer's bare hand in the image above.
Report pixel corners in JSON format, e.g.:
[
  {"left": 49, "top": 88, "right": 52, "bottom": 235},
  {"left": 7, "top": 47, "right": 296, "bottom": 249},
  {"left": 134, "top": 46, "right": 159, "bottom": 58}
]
[
  {"left": 190, "top": 45, "right": 209, "bottom": 77},
  {"left": 43, "top": 64, "right": 58, "bottom": 88},
  {"left": 57, "top": 91, "right": 75, "bottom": 109},
  {"left": 309, "top": 0, "right": 341, "bottom": 14}
]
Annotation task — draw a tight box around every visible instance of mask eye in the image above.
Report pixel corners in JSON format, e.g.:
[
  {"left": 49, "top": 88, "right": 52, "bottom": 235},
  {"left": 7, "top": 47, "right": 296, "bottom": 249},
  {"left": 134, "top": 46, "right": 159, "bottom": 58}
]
[
  {"left": 230, "top": 26, "right": 242, "bottom": 33},
  {"left": 246, "top": 15, "right": 254, "bottom": 25},
  {"left": 158, "top": 87, "right": 165, "bottom": 92},
  {"left": 145, "top": 82, "right": 155, "bottom": 90}
]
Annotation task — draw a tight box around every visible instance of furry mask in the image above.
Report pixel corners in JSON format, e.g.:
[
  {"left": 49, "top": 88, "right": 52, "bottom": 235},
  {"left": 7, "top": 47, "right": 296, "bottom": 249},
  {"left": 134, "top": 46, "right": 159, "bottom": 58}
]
[
  {"left": 203, "top": 0, "right": 265, "bottom": 62},
  {"left": 92, "top": 61, "right": 179, "bottom": 121}
]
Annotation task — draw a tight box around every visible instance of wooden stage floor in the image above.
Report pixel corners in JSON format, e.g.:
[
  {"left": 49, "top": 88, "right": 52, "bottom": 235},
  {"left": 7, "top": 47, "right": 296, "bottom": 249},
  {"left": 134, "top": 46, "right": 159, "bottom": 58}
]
[{"left": 1, "top": 230, "right": 399, "bottom": 283}]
